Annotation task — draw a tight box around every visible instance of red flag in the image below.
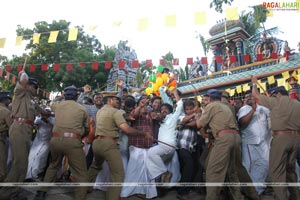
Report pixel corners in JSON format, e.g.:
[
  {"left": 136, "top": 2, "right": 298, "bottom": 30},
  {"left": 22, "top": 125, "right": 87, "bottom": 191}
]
[
  {"left": 5, "top": 71, "right": 10, "bottom": 80},
  {"left": 146, "top": 60, "right": 152, "bottom": 68},
  {"left": 243, "top": 54, "right": 250, "bottom": 63},
  {"left": 92, "top": 62, "right": 99, "bottom": 71},
  {"left": 12, "top": 75, "right": 16, "bottom": 84},
  {"left": 159, "top": 59, "right": 165, "bottom": 66},
  {"left": 187, "top": 58, "right": 193, "bottom": 65},
  {"left": 41, "top": 64, "right": 48, "bottom": 71},
  {"left": 173, "top": 58, "right": 179, "bottom": 65},
  {"left": 5, "top": 65, "right": 12, "bottom": 72},
  {"left": 256, "top": 54, "right": 263, "bottom": 61},
  {"left": 80, "top": 62, "right": 87, "bottom": 67},
  {"left": 30, "top": 64, "right": 36, "bottom": 72},
  {"left": 17, "top": 65, "right": 23, "bottom": 72},
  {"left": 201, "top": 57, "right": 208, "bottom": 65},
  {"left": 0, "top": 68, "right": 3, "bottom": 78},
  {"left": 66, "top": 64, "right": 73, "bottom": 71},
  {"left": 105, "top": 61, "right": 112, "bottom": 69},
  {"left": 271, "top": 52, "right": 278, "bottom": 59},
  {"left": 132, "top": 60, "right": 139, "bottom": 68},
  {"left": 215, "top": 56, "right": 223, "bottom": 63},
  {"left": 118, "top": 60, "right": 125, "bottom": 69},
  {"left": 53, "top": 64, "right": 60, "bottom": 72},
  {"left": 229, "top": 56, "right": 236, "bottom": 63}
]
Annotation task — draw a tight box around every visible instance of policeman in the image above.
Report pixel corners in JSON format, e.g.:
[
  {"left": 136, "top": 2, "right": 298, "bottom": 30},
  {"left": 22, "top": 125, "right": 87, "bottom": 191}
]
[
  {"left": 34, "top": 86, "right": 90, "bottom": 200},
  {"left": 88, "top": 91, "right": 152, "bottom": 200},
  {"left": 0, "top": 71, "right": 49, "bottom": 200},
  {"left": 0, "top": 92, "right": 13, "bottom": 182},
  {"left": 252, "top": 77, "right": 300, "bottom": 200},
  {"left": 196, "top": 89, "right": 242, "bottom": 200}
]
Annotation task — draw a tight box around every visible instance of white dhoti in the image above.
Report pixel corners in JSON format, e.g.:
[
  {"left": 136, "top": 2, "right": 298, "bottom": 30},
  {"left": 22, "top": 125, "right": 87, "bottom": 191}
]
[
  {"left": 26, "top": 137, "right": 50, "bottom": 179},
  {"left": 242, "top": 142, "right": 269, "bottom": 195},
  {"left": 146, "top": 143, "right": 180, "bottom": 182},
  {"left": 121, "top": 146, "right": 157, "bottom": 199}
]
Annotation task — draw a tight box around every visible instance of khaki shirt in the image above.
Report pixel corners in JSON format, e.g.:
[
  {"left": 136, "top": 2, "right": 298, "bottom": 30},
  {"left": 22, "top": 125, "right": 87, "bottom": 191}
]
[
  {"left": 11, "top": 82, "right": 39, "bottom": 121},
  {"left": 51, "top": 100, "right": 89, "bottom": 136},
  {"left": 259, "top": 95, "right": 300, "bottom": 131},
  {"left": 197, "top": 101, "right": 239, "bottom": 138},
  {"left": 0, "top": 103, "right": 12, "bottom": 132},
  {"left": 95, "top": 104, "right": 126, "bottom": 137}
]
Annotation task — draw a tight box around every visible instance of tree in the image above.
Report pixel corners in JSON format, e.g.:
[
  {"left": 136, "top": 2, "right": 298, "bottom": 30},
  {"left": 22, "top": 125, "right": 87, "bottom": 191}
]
[
  {"left": 210, "top": 0, "right": 235, "bottom": 13},
  {"left": 196, "top": 34, "right": 210, "bottom": 57},
  {"left": 2, "top": 20, "right": 110, "bottom": 95}
]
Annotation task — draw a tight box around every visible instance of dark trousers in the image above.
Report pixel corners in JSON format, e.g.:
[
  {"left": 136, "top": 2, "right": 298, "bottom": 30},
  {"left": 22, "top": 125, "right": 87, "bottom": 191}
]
[{"left": 177, "top": 148, "right": 195, "bottom": 195}]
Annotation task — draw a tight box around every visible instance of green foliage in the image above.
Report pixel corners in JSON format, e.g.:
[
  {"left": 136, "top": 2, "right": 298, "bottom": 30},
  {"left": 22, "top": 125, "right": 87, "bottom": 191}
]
[{"left": 210, "top": 0, "right": 235, "bottom": 13}]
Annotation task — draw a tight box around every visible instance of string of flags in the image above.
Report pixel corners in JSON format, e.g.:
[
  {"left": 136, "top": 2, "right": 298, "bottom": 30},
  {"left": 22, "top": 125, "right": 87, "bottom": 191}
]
[
  {"left": 1, "top": 52, "right": 275, "bottom": 75},
  {"left": 223, "top": 69, "right": 300, "bottom": 98},
  {"left": 0, "top": 6, "right": 278, "bottom": 49},
  {"left": 0, "top": 68, "right": 51, "bottom": 99}
]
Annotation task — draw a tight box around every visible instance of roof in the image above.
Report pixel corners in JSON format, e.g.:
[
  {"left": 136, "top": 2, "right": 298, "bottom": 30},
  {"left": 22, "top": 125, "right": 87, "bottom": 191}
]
[{"left": 178, "top": 55, "right": 300, "bottom": 96}]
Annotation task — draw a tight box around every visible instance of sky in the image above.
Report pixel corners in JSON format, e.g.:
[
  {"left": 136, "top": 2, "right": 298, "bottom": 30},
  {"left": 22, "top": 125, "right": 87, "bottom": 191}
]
[{"left": 0, "top": 0, "right": 299, "bottom": 67}]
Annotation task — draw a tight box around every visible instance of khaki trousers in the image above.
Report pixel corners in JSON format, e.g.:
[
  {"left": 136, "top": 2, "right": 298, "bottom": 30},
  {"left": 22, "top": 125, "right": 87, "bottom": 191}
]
[
  {"left": 88, "top": 139, "right": 124, "bottom": 200},
  {"left": 0, "top": 131, "right": 8, "bottom": 182},
  {"left": 269, "top": 134, "right": 300, "bottom": 200},
  {"left": 0, "top": 122, "right": 32, "bottom": 198},
  {"left": 40, "top": 137, "right": 88, "bottom": 200},
  {"left": 205, "top": 133, "right": 243, "bottom": 200}
]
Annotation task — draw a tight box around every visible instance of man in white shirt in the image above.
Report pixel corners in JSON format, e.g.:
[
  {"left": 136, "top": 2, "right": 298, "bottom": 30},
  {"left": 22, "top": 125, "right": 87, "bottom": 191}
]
[
  {"left": 146, "top": 86, "right": 182, "bottom": 182},
  {"left": 237, "top": 91, "right": 271, "bottom": 195}
]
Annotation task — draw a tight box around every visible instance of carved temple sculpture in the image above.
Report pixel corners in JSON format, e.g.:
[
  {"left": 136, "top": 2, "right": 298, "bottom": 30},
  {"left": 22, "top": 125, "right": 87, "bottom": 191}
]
[
  {"left": 106, "top": 40, "right": 138, "bottom": 91},
  {"left": 206, "top": 19, "right": 250, "bottom": 72}
]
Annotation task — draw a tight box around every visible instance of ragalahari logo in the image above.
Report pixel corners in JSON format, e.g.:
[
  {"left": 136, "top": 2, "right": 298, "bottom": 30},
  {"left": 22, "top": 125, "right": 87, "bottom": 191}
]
[{"left": 262, "top": 1, "right": 300, "bottom": 11}]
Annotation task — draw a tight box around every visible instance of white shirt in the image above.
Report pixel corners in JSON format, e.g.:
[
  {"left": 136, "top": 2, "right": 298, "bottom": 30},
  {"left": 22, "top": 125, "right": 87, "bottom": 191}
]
[
  {"left": 237, "top": 104, "right": 270, "bottom": 144},
  {"left": 158, "top": 99, "right": 183, "bottom": 146}
]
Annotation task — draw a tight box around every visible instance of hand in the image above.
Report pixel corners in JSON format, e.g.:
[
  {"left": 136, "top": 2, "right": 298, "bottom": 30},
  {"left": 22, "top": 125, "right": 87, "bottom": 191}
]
[
  {"left": 144, "top": 133, "right": 154, "bottom": 141},
  {"left": 251, "top": 76, "right": 258, "bottom": 84},
  {"left": 139, "top": 98, "right": 149, "bottom": 107},
  {"left": 83, "top": 85, "right": 91, "bottom": 94},
  {"left": 116, "top": 79, "right": 124, "bottom": 88}
]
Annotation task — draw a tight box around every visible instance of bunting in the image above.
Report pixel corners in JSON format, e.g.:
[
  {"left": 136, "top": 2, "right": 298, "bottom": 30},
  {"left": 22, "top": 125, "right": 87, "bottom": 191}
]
[
  {"left": 15, "top": 36, "right": 23, "bottom": 46},
  {"left": 48, "top": 31, "right": 59, "bottom": 43},
  {"left": 0, "top": 38, "right": 6, "bottom": 48},
  {"left": 68, "top": 28, "right": 78, "bottom": 41}
]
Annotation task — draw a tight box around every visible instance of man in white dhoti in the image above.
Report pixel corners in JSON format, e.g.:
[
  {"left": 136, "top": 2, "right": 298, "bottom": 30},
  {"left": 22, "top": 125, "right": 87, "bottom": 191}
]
[
  {"left": 146, "top": 86, "right": 182, "bottom": 182},
  {"left": 237, "top": 91, "right": 271, "bottom": 195},
  {"left": 26, "top": 108, "right": 54, "bottom": 181}
]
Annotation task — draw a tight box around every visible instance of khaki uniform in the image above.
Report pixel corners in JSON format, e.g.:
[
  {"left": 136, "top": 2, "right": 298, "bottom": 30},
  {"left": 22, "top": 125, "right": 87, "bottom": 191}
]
[
  {"left": 88, "top": 104, "right": 127, "bottom": 200},
  {"left": 0, "top": 83, "right": 40, "bottom": 198},
  {"left": 259, "top": 95, "right": 300, "bottom": 200},
  {"left": 0, "top": 103, "right": 12, "bottom": 182},
  {"left": 198, "top": 101, "right": 242, "bottom": 200},
  {"left": 39, "top": 100, "right": 89, "bottom": 200},
  {"left": 223, "top": 101, "right": 260, "bottom": 199}
]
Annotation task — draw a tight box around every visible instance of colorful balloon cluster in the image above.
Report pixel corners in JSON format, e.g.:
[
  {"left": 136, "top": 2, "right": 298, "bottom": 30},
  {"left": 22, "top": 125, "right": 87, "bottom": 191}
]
[{"left": 144, "top": 65, "right": 177, "bottom": 96}]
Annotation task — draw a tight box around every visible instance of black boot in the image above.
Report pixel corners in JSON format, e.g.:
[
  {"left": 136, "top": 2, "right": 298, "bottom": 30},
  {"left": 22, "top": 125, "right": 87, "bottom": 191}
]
[{"left": 34, "top": 191, "right": 46, "bottom": 200}]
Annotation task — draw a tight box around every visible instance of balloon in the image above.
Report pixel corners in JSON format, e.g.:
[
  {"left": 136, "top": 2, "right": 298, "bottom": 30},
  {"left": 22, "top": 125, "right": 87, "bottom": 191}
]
[
  {"left": 168, "top": 79, "right": 177, "bottom": 87},
  {"left": 149, "top": 74, "right": 156, "bottom": 82},
  {"left": 145, "top": 87, "right": 153, "bottom": 95},
  {"left": 156, "top": 77, "right": 163, "bottom": 87},
  {"left": 157, "top": 65, "right": 164, "bottom": 73},
  {"left": 169, "top": 86, "right": 175, "bottom": 91},
  {"left": 152, "top": 83, "right": 159, "bottom": 92},
  {"left": 156, "top": 72, "right": 162, "bottom": 77},
  {"left": 162, "top": 73, "right": 169, "bottom": 82}
]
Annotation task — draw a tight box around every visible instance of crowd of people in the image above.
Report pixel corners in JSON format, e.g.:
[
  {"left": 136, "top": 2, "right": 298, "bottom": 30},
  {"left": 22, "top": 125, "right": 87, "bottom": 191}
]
[{"left": 0, "top": 69, "right": 300, "bottom": 200}]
